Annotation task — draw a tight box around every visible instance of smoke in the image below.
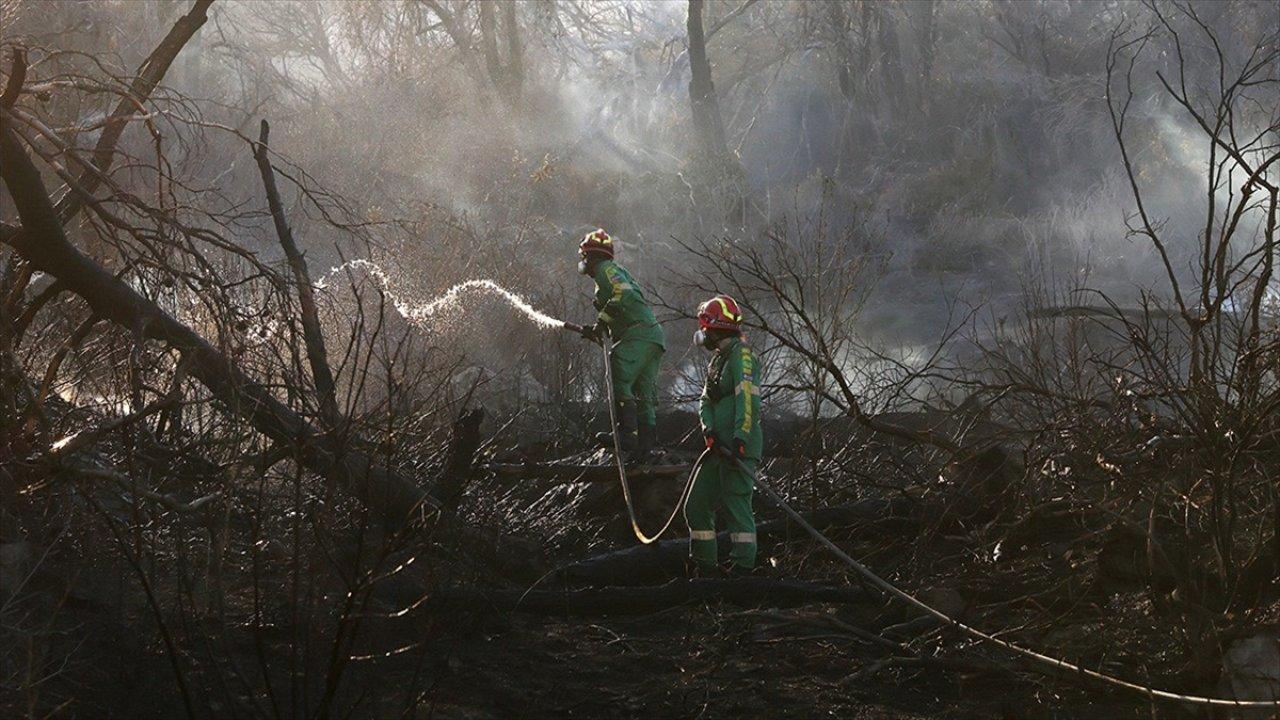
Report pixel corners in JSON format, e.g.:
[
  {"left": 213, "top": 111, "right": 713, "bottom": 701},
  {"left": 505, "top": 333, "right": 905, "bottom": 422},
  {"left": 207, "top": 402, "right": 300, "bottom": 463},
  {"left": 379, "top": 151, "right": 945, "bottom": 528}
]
[{"left": 33, "top": 0, "right": 1266, "bottom": 364}]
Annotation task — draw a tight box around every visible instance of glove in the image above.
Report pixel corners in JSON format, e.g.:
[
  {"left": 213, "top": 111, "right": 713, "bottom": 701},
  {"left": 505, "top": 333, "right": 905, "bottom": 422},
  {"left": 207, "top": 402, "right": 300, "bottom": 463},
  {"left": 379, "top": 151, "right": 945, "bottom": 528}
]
[
  {"left": 706, "top": 433, "right": 745, "bottom": 460},
  {"left": 580, "top": 321, "right": 603, "bottom": 342},
  {"left": 704, "top": 433, "right": 744, "bottom": 459}
]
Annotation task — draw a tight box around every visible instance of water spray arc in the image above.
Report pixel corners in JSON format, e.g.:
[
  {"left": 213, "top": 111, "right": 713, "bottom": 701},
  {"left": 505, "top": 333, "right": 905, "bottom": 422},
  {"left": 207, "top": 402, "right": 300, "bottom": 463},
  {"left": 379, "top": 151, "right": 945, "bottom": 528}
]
[
  {"left": 319, "top": 260, "right": 686, "bottom": 542},
  {"left": 318, "top": 259, "right": 568, "bottom": 330}
]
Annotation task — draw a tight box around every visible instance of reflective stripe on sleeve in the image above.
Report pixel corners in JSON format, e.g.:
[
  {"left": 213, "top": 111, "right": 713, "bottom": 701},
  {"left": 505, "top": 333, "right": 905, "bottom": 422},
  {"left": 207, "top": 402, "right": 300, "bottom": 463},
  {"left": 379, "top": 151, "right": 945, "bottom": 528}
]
[
  {"left": 689, "top": 530, "right": 716, "bottom": 541},
  {"left": 738, "top": 347, "right": 756, "bottom": 436},
  {"left": 739, "top": 378, "right": 755, "bottom": 433},
  {"left": 730, "top": 532, "right": 757, "bottom": 544}
]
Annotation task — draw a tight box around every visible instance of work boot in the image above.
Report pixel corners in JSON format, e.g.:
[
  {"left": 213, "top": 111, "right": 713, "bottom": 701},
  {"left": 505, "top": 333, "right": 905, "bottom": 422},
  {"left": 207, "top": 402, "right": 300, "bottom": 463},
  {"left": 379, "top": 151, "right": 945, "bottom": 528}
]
[
  {"left": 596, "top": 401, "right": 639, "bottom": 453},
  {"left": 685, "top": 556, "right": 718, "bottom": 579},
  {"left": 636, "top": 422, "right": 657, "bottom": 458},
  {"left": 616, "top": 402, "right": 639, "bottom": 453}
]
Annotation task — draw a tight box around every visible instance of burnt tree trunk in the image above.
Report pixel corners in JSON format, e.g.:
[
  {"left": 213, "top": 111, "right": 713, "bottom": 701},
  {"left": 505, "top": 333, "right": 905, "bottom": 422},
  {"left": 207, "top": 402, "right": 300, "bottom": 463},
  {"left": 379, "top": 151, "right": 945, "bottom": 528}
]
[
  {"left": 500, "top": 0, "right": 524, "bottom": 102},
  {"left": 828, "top": 1, "right": 856, "bottom": 102},
  {"left": 78, "top": 0, "right": 216, "bottom": 215},
  {"left": 478, "top": 1, "right": 503, "bottom": 93},
  {"left": 877, "top": 3, "right": 905, "bottom": 111},
  {"left": 478, "top": 0, "right": 524, "bottom": 103},
  {"left": 686, "top": 0, "right": 728, "bottom": 159}
]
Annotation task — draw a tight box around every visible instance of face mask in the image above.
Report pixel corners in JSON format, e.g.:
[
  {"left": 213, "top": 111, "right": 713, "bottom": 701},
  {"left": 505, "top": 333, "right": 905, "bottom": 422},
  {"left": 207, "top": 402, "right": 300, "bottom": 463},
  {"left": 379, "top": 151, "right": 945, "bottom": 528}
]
[
  {"left": 577, "top": 259, "right": 589, "bottom": 275},
  {"left": 693, "top": 329, "right": 714, "bottom": 349}
]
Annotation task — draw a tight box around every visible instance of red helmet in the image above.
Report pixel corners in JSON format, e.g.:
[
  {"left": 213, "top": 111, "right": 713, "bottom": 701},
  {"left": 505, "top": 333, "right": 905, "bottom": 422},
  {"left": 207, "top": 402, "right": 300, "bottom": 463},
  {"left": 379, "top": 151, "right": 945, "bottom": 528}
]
[
  {"left": 579, "top": 228, "right": 615, "bottom": 259},
  {"left": 697, "top": 295, "right": 744, "bottom": 332}
]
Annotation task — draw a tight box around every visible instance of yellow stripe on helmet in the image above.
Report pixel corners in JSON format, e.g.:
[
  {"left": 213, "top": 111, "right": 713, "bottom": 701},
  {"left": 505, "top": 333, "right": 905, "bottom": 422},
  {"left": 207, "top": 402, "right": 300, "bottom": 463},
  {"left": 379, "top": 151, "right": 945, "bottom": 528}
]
[{"left": 712, "top": 297, "right": 742, "bottom": 322}]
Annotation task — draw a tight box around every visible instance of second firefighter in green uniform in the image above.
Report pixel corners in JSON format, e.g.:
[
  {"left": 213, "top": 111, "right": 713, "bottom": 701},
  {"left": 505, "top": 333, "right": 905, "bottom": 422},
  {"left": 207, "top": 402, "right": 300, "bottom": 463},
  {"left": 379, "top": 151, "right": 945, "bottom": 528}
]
[
  {"left": 686, "top": 295, "right": 763, "bottom": 576},
  {"left": 578, "top": 229, "right": 666, "bottom": 454}
]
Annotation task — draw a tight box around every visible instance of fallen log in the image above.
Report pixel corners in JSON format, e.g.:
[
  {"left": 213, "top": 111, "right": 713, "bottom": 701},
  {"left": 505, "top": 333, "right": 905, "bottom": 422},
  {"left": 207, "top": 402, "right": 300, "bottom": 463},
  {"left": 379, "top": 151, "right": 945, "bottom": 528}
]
[
  {"left": 559, "top": 496, "right": 917, "bottom": 585},
  {"left": 485, "top": 461, "right": 689, "bottom": 484},
  {"left": 426, "top": 577, "right": 874, "bottom": 616}
]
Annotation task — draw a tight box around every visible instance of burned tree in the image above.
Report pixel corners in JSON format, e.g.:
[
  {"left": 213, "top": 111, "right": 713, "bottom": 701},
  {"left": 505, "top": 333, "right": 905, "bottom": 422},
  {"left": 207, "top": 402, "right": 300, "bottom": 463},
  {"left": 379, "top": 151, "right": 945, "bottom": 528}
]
[{"left": 687, "top": 0, "right": 729, "bottom": 160}]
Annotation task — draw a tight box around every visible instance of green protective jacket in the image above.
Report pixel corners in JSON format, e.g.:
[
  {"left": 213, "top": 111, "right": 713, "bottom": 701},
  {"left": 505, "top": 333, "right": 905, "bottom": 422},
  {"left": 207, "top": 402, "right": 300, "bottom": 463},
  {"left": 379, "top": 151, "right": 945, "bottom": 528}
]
[
  {"left": 699, "top": 337, "right": 763, "bottom": 460},
  {"left": 593, "top": 260, "right": 665, "bottom": 348}
]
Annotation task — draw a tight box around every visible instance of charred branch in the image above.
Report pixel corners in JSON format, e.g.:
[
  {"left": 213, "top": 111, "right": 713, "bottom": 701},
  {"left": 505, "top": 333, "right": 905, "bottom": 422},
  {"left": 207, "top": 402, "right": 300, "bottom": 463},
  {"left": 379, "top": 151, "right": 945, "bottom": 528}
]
[
  {"left": 253, "top": 118, "right": 341, "bottom": 433},
  {"left": 0, "top": 123, "right": 435, "bottom": 526}
]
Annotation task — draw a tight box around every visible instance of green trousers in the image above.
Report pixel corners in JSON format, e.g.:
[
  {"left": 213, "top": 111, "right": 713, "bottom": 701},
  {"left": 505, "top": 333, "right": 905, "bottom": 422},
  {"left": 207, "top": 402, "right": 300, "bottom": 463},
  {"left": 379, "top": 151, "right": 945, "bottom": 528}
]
[
  {"left": 684, "top": 454, "right": 757, "bottom": 570},
  {"left": 610, "top": 339, "right": 663, "bottom": 426}
]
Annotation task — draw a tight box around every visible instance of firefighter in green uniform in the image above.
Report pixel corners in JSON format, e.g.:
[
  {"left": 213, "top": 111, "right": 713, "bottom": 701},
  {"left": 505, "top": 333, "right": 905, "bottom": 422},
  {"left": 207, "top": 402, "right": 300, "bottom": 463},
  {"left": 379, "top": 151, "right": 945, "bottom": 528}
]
[
  {"left": 685, "top": 294, "right": 763, "bottom": 577},
  {"left": 578, "top": 229, "right": 666, "bottom": 455}
]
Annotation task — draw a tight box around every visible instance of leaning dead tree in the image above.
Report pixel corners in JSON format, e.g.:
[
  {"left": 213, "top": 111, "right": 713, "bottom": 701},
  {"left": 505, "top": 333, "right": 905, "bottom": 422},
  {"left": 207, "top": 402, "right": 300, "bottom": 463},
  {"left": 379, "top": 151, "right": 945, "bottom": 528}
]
[
  {"left": 0, "top": 119, "right": 434, "bottom": 524},
  {"left": 0, "top": 5, "right": 439, "bottom": 525}
]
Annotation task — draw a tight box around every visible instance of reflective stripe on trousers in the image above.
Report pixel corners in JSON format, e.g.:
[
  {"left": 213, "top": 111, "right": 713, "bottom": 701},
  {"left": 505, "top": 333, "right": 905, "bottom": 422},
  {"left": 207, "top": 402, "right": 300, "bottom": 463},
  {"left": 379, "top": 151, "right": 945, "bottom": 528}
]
[{"left": 685, "top": 455, "right": 758, "bottom": 570}]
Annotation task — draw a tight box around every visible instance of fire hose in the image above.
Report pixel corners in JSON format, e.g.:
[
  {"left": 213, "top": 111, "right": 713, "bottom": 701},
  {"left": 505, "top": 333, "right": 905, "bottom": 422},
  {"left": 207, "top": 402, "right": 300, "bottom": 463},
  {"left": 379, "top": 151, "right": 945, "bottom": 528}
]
[
  {"left": 572, "top": 322, "right": 701, "bottom": 544},
  {"left": 564, "top": 321, "right": 1276, "bottom": 709},
  {"left": 717, "top": 446, "right": 1278, "bottom": 710}
]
